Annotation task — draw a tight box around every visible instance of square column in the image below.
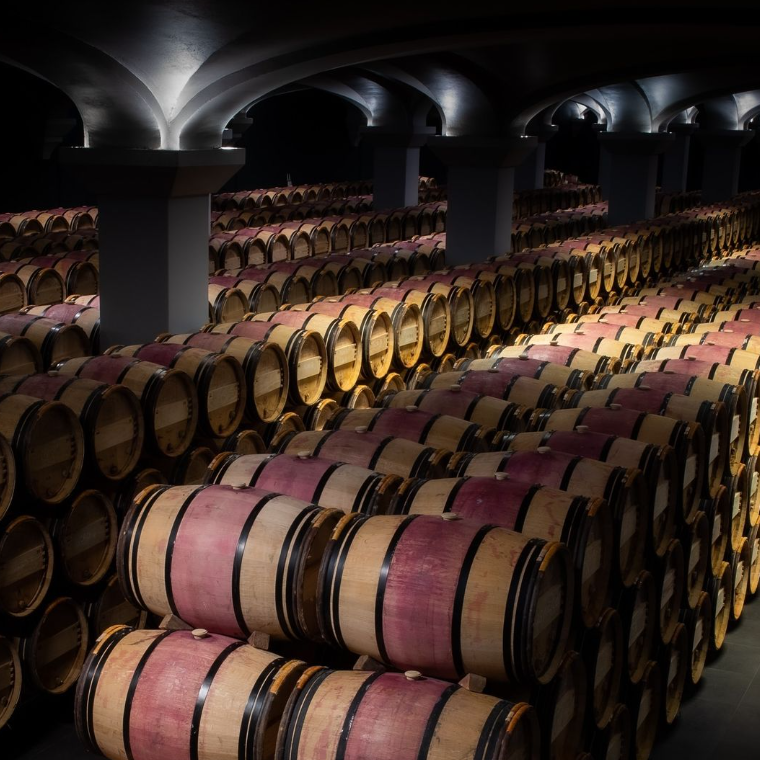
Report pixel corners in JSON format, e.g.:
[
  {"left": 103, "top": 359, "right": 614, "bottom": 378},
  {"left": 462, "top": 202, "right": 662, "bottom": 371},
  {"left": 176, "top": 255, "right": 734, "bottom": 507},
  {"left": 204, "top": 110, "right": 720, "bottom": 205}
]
[
  {"left": 696, "top": 130, "right": 754, "bottom": 204},
  {"left": 428, "top": 135, "right": 537, "bottom": 265},
  {"left": 514, "top": 126, "right": 557, "bottom": 191},
  {"left": 362, "top": 128, "right": 435, "bottom": 211},
  {"left": 60, "top": 147, "right": 245, "bottom": 348},
  {"left": 598, "top": 132, "right": 674, "bottom": 226},
  {"left": 661, "top": 124, "right": 697, "bottom": 193}
]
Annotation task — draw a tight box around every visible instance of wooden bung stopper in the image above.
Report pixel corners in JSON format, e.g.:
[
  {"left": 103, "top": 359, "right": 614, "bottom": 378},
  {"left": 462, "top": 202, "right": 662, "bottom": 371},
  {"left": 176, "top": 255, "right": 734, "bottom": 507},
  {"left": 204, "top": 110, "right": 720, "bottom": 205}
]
[
  {"left": 192, "top": 628, "right": 209, "bottom": 640},
  {"left": 405, "top": 670, "right": 423, "bottom": 681}
]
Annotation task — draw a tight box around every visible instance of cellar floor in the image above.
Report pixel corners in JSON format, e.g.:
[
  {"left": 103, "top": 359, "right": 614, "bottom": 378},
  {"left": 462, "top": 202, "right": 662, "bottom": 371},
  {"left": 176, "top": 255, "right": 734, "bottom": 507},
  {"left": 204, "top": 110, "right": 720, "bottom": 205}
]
[{"left": 5, "top": 596, "right": 760, "bottom": 760}]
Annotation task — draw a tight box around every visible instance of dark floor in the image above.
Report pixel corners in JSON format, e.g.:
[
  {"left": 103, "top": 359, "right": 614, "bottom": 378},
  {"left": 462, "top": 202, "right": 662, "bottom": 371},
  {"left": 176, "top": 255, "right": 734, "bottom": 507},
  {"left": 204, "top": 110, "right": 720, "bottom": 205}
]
[{"left": 3, "top": 596, "right": 760, "bottom": 760}]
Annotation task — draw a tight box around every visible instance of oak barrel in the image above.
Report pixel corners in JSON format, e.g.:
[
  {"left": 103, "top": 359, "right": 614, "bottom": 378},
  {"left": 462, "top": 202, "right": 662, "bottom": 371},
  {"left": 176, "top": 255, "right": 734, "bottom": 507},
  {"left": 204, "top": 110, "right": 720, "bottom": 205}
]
[
  {"left": 656, "top": 539, "right": 685, "bottom": 645},
  {"left": 83, "top": 573, "right": 149, "bottom": 639},
  {"left": 0, "top": 636, "right": 21, "bottom": 729},
  {"left": 620, "top": 570, "right": 657, "bottom": 684},
  {"left": 679, "top": 590, "right": 711, "bottom": 686},
  {"left": 0, "top": 313, "right": 89, "bottom": 370},
  {"left": 706, "top": 560, "right": 731, "bottom": 651},
  {"left": 22, "top": 302, "right": 100, "bottom": 353}
]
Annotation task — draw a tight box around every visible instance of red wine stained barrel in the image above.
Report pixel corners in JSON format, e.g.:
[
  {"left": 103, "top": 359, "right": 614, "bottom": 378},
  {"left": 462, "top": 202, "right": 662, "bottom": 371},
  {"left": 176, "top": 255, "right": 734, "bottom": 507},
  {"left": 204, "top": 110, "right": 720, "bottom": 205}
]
[
  {"left": 277, "top": 667, "right": 539, "bottom": 760},
  {"left": 0, "top": 313, "right": 89, "bottom": 370},
  {"left": 118, "top": 484, "right": 342, "bottom": 642},
  {"left": 206, "top": 451, "right": 402, "bottom": 515},
  {"left": 455, "top": 355, "right": 593, "bottom": 390},
  {"left": 22, "top": 302, "right": 101, "bottom": 353},
  {"left": 448, "top": 449, "right": 647, "bottom": 588},
  {"left": 487, "top": 344, "right": 622, "bottom": 375},
  {"left": 273, "top": 428, "right": 452, "bottom": 479},
  {"left": 318, "top": 513, "right": 573, "bottom": 684},
  {"left": 75, "top": 626, "right": 307, "bottom": 760},
  {"left": 391, "top": 475, "right": 612, "bottom": 628}
]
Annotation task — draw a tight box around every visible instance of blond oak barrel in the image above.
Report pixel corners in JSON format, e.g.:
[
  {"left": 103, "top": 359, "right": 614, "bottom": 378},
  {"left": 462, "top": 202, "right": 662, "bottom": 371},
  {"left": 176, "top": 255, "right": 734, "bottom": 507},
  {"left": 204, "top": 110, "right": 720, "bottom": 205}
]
[
  {"left": 317, "top": 513, "right": 573, "bottom": 684},
  {"left": 0, "top": 635, "right": 21, "bottom": 729},
  {"left": 448, "top": 449, "right": 647, "bottom": 588},
  {"left": 0, "top": 515, "right": 54, "bottom": 619},
  {"left": 391, "top": 475, "right": 612, "bottom": 628},
  {"left": 0, "top": 393, "right": 83, "bottom": 503},
  {"left": 592, "top": 704, "right": 631, "bottom": 760},
  {"left": 702, "top": 486, "right": 730, "bottom": 577},
  {"left": 501, "top": 430, "right": 676, "bottom": 557},
  {"left": 0, "top": 272, "right": 26, "bottom": 315},
  {"left": 542, "top": 321, "right": 662, "bottom": 349},
  {"left": 217, "top": 266, "right": 311, "bottom": 304},
  {"left": 17, "top": 596, "right": 89, "bottom": 694},
  {"left": 207, "top": 452, "right": 402, "bottom": 516},
  {"left": 0, "top": 313, "right": 89, "bottom": 370},
  {"left": 112, "top": 466, "right": 167, "bottom": 519},
  {"left": 487, "top": 344, "right": 622, "bottom": 375},
  {"left": 706, "top": 560, "right": 732, "bottom": 651},
  {"left": 326, "top": 406, "right": 494, "bottom": 454},
  {"left": 620, "top": 570, "right": 657, "bottom": 685},
  {"left": 574, "top": 312, "right": 679, "bottom": 335},
  {"left": 748, "top": 521, "right": 760, "bottom": 596},
  {"left": 274, "top": 429, "right": 452, "bottom": 480},
  {"left": 656, "top": 539, "right": 685, "bottom": 645},
  {"left": 22, "top": 302, "right": 100, "bottom": 352},
  {"left": 212, "top": 428, "right": 267, "bottom": 455},
  {"left": 148, "top": 445, "right": 218, "bottom": 485},
  {"left": 515, "top": 333, "right": 645, "bottom": 364},
  {"left": 159, "top": 332, "right": 288, "bottom": 423},
  {"left": 729, "top": 537, "right": 750, "bottom": 622},
  {"left": 530, "top": 406, "right": 704, "bottom": 524},
  {"left": 399, "top": 278, "right": 475, "bottom": 348},
  {"left": 84, "top": 573, "right": 149, "bottom": 639},
  {"left": 579, "top": 608, "right": 624, "bottom": 731},
  {"left": 327, "top": 384, "right": 375, "bottom": 409},
  {"left": 118, "top": 484, "right": 342, "bottom": 641},
  {"left": 679, "top": 591, "right": 711, "bottom": 686},
  {"left": 0, "top": 262, "right": 64, "bottom": 305},
  {"left": 207, "top": 284, "right": 249, "bottom": 325},
  {"left": 562, "top": 387, "right": 728, "bottom": 498},
  {"left": 54, "top": 355, "right": 198, "bottom": 459},
  {"left": 247, "top": 311, "right": 362, "bottom": 392},
  {"left": 382, "top": 387, "right": 529, "bottom": 433},
  {"left": 450, "top": 265, "right": 517, "bottom": 331},
  {"left": 293, "top": 398, "right": 340, "bottom": 431},
  {"left": 318, "top": 293, "right": 424, "bottom": 370},
  {"left": 106, "top": 343, "right": 246, "bottom": 438},
  {"left": 0, "top": 372, "right": 143, "bottom": 481},
  {"left": 50, "top": 490, "right": 118, "bottom": 587},
  {"left": 681, "top": 511, "right": 709, "bottom": 611},
  {"left": 629, "top": 661, "right": 661, "bottom": 760},
  {"left": 0, "top": 331, "right": 42, "bottom": 376},
  {"left": 276, "top": 667, "right": 539, "bottom": 760},
  {"left": 75, "top": 626, "right": 307, "bottom": 760},
  {"left": 205, "top": 321, "right": 327, "bottom": 406},
  {"left": 21, "top": 254, "right": 98, "bottom": 296},
  {"left": 249, "top": 411, "right": 305, "bottom": 447},
  {"left": 455, "top": 355, "right": 593, "bottom": 390},
  {"left": 288, "top": 301, "right": 394, "bottom": 380}
]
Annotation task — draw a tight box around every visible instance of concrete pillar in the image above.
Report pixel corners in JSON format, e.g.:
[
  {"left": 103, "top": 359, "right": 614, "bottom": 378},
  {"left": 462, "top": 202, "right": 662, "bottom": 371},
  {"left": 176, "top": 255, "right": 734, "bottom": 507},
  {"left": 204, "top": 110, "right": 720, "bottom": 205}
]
[
  {"left": 660, "top": 124, "right": 696, "bottom": 193},
  {"left": 697, "top": 130, "right": 754, "bottom": 204},
  {"left": 514, "top": 126, "right": 558, "bottom": 191},
  {"left": 428, "top": 135, "right": 537, "bottom": 264},
  {"left": 597, "top": 132, "right": 674, "bottom": 226},
  {"left": 60, "top": 147, "right": 244, "bottom": 347},
  {"left": 363, "top": 128, "right": 435, "bottom": 210}
]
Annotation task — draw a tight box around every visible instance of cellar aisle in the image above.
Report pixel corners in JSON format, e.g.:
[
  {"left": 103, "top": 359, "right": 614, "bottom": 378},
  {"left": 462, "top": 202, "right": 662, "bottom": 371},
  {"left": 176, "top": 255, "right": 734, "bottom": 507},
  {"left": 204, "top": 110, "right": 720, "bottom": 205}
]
[{"left": 3, "top": 593, "right": 759, "bottom": 760}]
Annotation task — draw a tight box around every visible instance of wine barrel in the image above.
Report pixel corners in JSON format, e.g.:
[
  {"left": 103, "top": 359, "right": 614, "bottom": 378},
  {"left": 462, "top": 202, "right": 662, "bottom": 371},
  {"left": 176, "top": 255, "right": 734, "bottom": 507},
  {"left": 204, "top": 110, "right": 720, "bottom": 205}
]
[
  {"left": 0, "top": 393, "right": 83, "bottom": 503},
  {"left": 749, "top": 521, "right": 760, "bottom": 596},
  {"left": 327, "top": 406, "right": 494, "bottom": 454},
  {"left": 659, "top": 619, "right": 687, "bottom": 726},
  {"left": 0, "top": 313, "right": 89, "bottom": 369},
  {"left": 55, "top": 355, "right": 198, "bottom": 458},
  {"left": 150, "top": 445, "right": 218, "bottom": 485},
  {"left": 487, "top": 344, "right": 622, "bottom": 375},
  {"left": 250, "top": 411, "right": 305, "bottom": 447},
  {"left": 530, "top": 406, "right": 704, "bottom": 524},
  {"left": 207, "top": 451, "right": 402, "bottom": 516},
  {"left": 0, "top": 635, "right": 21, "bottom": 729},
  {"left": 319, "top": 294, "right": 424, "bottom": 370},
  {"left": 656, "top": 539, "right": 685, "bottom": 645},
  {"left": 620, "top": 570, "right": 657, "bottom": 684},
  {"left": 292, "top": 398, "right": 339, "bottom": 431},
  {"left": 246, "top": 311, "right": 362, "bottom": 392},
  {"left": 83, "top": 573, "right": 148, "bottom": 639},
  {"left": 112, "top": 466, "right": 167, "bottom": 519},
  {"left": 276, "top": 667, "right": 539, "bottom": 760},
  {"left": 500, "top": 430, "right": 676, "bottom": 557},
  {"left": 217, "top": 266, "right": 311, "bottom": 304},
  {"left": 628, "top": 661, "right": 661, "bottom": 760},
  {"left": 22, "top": 302, "right": 100, "bottom": 352},
  {"left": 50, "top": 490, "right": 117, "bottom": 588},
  {"left": 159, "top": 332, "right": 288, "bottom": 423},
  {"left": 679, "top": 591, "right": 711, "bottom": 686},
  {"left": 382, "top": 387, "right": 530, "bottom": 433},
  {"left": 574, "top": 312, "right": 680, "bottom": 335},
  {"left": 119, "top": 484, "right": 342, "bottom": 641},
  {"left": 106, "top": 343, "right": 246, "bottom": 439},
  {"left": 595, "top": 304, "right": 694, "bottom": 325},
  {"left": 318, "top": 513, "right": 574, "bottom": 684},
  {"left": 563, "top": 387, "right": 728, "bottom": 498},
  {"left": 327, "top": 384, "right": 375, "bottom": 409},
  {"left": 0, "top": 372, "right": 143, "bottom": 482},
  {"left": 591, "top": 704, "right": 631, "bottom": 760},
  {"left": 579, "top": 608, "right": 624, "bottom": 731},
  {"left": 681, "top": 511, "right": 709, "bottom": 610},
  {"left": 288, "top": 301, "right": 394, "bottom": 380},
  {"left": 212, "top": 428, "right": 267, "bottom": 456},
  {"left": 450, "top": 265, "right": 517, "bottom": 331},
  {"left": 543, "top": 321, "right": 662, "bottom": 349},
  {"left": 75, "top": 626, "right": 307, "bottom": 760},
  {"left": 392, "top": 475, "right": 612, "bottom": 628},
  {"left": 706, "top": 560, "right": 732, "bottom": 651},
  {"left": 0, "top": 515, "right": 54, "bottom": 619},
  {"left": 208, "top": 284, "right": 249, "bottom": 324},
  {"left": 21, "top": 255, "right": 98, "bottom": 296},
  {"left": 448, "top": 449, "right": 647, "bottom": 587},
  {"left": 0, "top": 331, "right": 42, "bottom": 376},
  {"left": 0, "top": 262, "right": 64, "bottom": 305},
  {"left": 454, "top": 355, "right": 592, "bottom": 390},
  {"left": 515, "top": 333, "right": 644, "bottom": 364},
  {"left": 703, "top": 486, "right": 731, "bottom": 577},
  {"left": 723, "top": 464, "right": 749, "bottom": 553},
  {"left": 209, "top": 275, "right": 281, "bottom": 314},
  {"left": 274, "top": 429, "right": 452, "bottom": 480},
  {"left": 17, "top": 596, "right": 88, "bottom": 694},
  {"left": 729, "top": 537, "right": 750, "bottom": 622},
  {"left": 360, "top": 285, "right": 450, "bottom": 358},
  {"left": 679, "top": 325, "right": 760, "bottom": 354},
  {"left": 615, "top": 295, "right": 712, "bottom": 320},
  {"left": 205, "top": 321, "right": 327, "bottom": 406}
]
